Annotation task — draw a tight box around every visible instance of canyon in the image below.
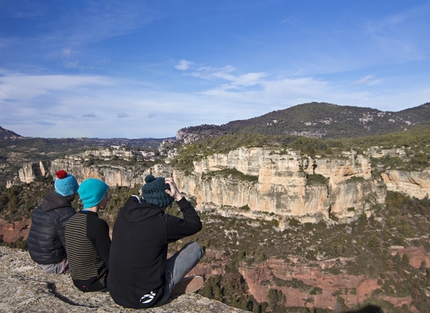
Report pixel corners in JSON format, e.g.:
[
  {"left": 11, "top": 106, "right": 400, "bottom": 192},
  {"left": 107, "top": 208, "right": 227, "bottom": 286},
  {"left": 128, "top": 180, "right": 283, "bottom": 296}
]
[
  {"left": 13, "top": 145, "right": 430, "bottom": 225},
  {"left": 2, "top": 144, "right": 430, "bottom": 312}
]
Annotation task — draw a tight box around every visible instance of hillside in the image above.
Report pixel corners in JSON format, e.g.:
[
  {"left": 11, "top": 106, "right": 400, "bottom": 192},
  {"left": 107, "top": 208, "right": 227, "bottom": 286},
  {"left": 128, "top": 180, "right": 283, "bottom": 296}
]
[
  {"left": 178, "top": 102, "right": 430, "bottom": 140},
  {"left": 0, "top": 126, "right": 22, "bottom": 139}
]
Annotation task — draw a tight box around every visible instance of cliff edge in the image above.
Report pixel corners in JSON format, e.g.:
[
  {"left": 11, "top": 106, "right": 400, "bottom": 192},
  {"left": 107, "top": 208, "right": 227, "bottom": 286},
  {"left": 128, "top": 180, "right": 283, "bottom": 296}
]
[{"left": 0, "top": 246, "right": 248, "bottom": 313}]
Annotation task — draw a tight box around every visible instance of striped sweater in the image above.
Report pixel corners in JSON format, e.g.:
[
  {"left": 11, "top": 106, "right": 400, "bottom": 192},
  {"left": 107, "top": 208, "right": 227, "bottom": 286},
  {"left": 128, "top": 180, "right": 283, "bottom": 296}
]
[{"left": 65, "top": 211, "right": 111, "bottom": 292}]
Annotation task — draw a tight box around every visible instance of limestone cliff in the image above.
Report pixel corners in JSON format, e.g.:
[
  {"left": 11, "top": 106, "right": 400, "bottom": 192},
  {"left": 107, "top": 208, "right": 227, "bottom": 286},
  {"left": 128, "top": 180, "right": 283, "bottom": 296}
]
[
  {"left": 14, "top": 146, "right": 430, "bottom": 224},
  {"left": 381, "top": 169, "right": 430, "bottom": 199},
  {"left": 18, "top": 161, "right": 50, "bottom": 184},
  {"left": 175, "top": 147, "right": 388, "bottom": 224}
]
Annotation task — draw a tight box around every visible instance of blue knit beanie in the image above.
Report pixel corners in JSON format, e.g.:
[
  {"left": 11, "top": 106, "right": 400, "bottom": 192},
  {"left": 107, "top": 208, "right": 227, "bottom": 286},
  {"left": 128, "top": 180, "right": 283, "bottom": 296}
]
[
  {"left": 54, "top": 170, "right": 79, "bottom": 197},
  {"left": 78, "top": 178, "right": 109, "bottom": 209},
  {"left": 141, "top": 175, "right": 174, "bottom": 208}
]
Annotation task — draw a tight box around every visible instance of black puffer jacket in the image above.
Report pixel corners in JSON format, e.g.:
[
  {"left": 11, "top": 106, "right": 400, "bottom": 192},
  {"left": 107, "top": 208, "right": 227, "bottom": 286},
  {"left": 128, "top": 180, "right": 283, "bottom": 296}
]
[{"left": 28, "top": 191, "right": 76, "bottom": 264}]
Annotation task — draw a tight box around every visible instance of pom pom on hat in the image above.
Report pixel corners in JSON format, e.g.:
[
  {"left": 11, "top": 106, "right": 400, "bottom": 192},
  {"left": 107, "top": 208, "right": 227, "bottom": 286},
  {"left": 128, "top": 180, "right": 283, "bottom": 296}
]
[
  {"left": 141, "top": 174, "right": 174, "bottom": 208},
  {"left": 56, "top": 170, "right": 68, "bottom": 179},
  {"left": 78, "top": 178, "right": 109, "bottom": 209},
  {"left": 54, "top": 170, "right": 79, "bottom": 197}
]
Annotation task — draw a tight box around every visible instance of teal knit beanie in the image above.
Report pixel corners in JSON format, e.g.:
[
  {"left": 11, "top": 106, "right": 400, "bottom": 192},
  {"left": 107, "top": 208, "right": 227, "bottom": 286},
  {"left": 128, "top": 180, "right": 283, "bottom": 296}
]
[
  {"left": 54, "top": 170, "right": 79, "bottom": 197},
  {"left": 141, "top": 175, "right": 174, "bottom": 208},
  {"left": 78, "top": 178, "right": 109, "bottom": 209}
]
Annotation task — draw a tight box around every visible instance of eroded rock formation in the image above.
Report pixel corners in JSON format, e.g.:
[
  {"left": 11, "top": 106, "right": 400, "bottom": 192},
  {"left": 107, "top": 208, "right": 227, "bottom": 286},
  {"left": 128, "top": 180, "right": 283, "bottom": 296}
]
[
  {"left": 176, "top": 147, "right": 387, "bottom": 224},
  {"left": 14, "top": 146, "right": 430, "bottom": 225}
]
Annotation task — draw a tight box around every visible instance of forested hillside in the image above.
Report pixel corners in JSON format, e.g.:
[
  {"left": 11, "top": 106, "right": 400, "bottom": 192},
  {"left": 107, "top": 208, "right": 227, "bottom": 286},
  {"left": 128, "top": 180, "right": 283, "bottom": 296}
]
[{"left": 179, "top": 102, "right": 430, "bottom": 139}]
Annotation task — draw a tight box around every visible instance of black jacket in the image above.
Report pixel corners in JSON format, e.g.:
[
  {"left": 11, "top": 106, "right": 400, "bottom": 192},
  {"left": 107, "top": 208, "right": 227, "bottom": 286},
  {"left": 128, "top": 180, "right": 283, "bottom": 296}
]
[
  {"left": 28, "top": 191, "right": 76, "bottom": 265},
  {"left": 107, "top": 196, "right": 202, "bottom": 308}
]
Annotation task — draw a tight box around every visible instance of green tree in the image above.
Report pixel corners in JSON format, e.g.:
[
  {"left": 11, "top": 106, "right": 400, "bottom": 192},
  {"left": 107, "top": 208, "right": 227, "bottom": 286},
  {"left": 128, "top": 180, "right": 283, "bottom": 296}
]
[
  {"left": 401, "top": 253, "right": 410, "bottom": 266},
  {"left": 268, "top": 289, "right": 286, "bottom": 312}
]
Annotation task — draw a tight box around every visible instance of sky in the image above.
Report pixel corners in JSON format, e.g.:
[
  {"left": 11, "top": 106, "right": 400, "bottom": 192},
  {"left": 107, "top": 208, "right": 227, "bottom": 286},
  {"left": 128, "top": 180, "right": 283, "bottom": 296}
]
[{"left": 1, "top": 0, "right": 430, "bottom": 139}]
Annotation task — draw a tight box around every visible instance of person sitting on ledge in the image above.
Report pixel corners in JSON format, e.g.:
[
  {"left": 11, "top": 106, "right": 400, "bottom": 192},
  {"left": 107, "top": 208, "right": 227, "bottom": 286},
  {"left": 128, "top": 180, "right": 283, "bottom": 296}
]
[
  {"left": 28, "top": 169, "right": 79, "bottom": 274},
  {"left": 107, "top": 174, "right": 203, "bottom": 308},
  {"left": 65, "top": 178, "right": 111, "bottom": 292}
]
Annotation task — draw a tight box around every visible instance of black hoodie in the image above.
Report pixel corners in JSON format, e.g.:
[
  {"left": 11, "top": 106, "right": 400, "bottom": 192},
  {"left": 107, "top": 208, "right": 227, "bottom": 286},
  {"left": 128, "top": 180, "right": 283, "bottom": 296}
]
[{"left": 107, "top": 195, "right": 202, "bottom": 308}]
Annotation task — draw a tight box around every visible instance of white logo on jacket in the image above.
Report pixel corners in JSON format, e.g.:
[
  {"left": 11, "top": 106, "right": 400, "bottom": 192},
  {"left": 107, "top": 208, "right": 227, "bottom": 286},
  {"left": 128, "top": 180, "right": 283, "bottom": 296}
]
[{"left": 140, "top": 291, "right": 156, "bottom": 304}]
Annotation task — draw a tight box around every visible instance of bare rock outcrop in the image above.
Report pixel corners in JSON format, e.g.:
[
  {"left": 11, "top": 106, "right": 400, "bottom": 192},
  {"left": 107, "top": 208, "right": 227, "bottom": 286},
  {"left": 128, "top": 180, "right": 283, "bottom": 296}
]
[
  {"left": 18, "top": 161, "right": 50, "bottom": 184},
  {"left": 0, "top": 246, "right": 249, "bottom": 313},
  {"left": 0, "top": 218, "right": 31, "bottom": 243},
  {"left": 176, "top": 147, "right": 386, "bottom": 224},
  {"left": 238, "top": 258, "right": 417, "bottom": 311},
  {"left": 382, "top": 169, "right": 430, "bottom": 199}
]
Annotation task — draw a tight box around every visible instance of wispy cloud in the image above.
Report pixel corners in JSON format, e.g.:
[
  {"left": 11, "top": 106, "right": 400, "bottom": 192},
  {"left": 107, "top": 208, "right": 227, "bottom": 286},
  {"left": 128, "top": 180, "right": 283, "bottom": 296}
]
[
  {"left": 354, "top": 75, "right": 374, "bottom": 85},
  {"left": 62, "top": 48, "right": 72, "bottom": 57},
  {"left": 51, "top": 1, "right": 155, "bottom": 47},
  {"left": 175, "top": 59, "right": 193, "bottom": 71},
  {"left": 364, "top": 4, "right": 430, "bottom": 63},
  {"left": 186, "top": 65, "right": 267, "bottom": 90},
  {"left": 0, "top": 73, "right": 112, "bottom": 102},
  {"left": 1, "top": 1, "right": 429, "bottom": 138}
]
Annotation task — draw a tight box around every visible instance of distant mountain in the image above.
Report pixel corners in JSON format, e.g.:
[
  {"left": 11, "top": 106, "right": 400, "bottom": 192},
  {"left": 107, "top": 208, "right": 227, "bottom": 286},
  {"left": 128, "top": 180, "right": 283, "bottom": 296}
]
[
  {"left": 0, "top": 126, "right": 23, "bottom": 139},
  {"left": 179, "top": 102, "right": 430, "bottom": 139},
  {"left": 0, "top": 124, "right": 170, "bottom": 149}
]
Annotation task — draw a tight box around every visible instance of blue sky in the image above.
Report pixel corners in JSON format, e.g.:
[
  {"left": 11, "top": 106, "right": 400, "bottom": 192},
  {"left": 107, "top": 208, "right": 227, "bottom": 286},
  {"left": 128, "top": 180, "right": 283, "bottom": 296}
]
[{"left": 1, "top": 0, "right": 430, "bottom": 139}]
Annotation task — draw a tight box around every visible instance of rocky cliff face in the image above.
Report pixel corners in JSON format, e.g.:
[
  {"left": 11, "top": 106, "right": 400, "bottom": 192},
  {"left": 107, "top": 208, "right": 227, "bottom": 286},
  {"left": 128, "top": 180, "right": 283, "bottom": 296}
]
[
  {"left": 381, "top": 169, "right": 430, "bottom": 199},
  {"left": 176, "top": 147, "right": 387, "bottom": 224},
  {"left": 14, "top": 146, "right": 430, "bottom": 224},
  {"left": 237, "top": 256, "right": 422, "bottom": 310},
  {"left": 18, "top": 161, "right": 50, "bottom": 184},
  {"left": 17, "top": 149, "right": 165, "bottom": 188}
]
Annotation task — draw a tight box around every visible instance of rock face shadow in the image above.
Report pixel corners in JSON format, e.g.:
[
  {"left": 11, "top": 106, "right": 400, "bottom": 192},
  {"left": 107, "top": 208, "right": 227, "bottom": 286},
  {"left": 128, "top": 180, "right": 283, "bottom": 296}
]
[{"left": 345, "top": 304, "right": 384, "bottom": 313}]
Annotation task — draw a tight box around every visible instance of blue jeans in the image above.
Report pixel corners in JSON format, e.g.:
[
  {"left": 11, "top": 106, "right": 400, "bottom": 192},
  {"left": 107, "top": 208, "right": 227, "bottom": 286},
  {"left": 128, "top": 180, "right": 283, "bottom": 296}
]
[{"left": 157, "top": 242, "right": 203, "bottom": 306}]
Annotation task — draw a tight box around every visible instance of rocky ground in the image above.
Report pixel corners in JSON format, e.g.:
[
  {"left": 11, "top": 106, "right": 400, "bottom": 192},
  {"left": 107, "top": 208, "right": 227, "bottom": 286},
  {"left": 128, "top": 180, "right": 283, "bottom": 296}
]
[{"left": 0, "top": 246, "right": 249, "bottom": 313}]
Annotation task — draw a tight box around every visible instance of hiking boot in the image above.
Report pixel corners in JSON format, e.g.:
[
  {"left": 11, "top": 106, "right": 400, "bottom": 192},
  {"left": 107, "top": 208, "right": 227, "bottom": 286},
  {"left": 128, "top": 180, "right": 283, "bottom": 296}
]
[{"left": 171, "top": 276, "right": 204, "bottom": 294}]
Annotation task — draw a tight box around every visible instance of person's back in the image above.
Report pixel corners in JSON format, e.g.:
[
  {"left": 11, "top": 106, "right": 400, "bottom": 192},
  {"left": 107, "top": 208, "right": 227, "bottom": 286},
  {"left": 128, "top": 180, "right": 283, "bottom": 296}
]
[
  {"left": 108, "top": 196, "right": 171, "bottom": 306},
  {"left": 65, "top": 178, "right": 111, "bottom": 292},
  {"left": 27, "top": 170, "right": 79, "bottom": 274},
  {"left": 108, "top": 175, "right": 203, "bottom": 308}
]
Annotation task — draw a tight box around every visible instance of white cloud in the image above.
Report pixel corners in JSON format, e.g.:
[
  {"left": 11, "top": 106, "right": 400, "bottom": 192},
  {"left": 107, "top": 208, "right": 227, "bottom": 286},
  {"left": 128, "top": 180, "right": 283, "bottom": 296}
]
[
  {"left": 190, "top": 65, "right": 236, "bottom": 80},
  {"left": 62, "top": 48, "right": 72, "bottom": 56},
  {"left": 175, "top": 59, "right": 193, "bottom": 71},
  {"left": 187, "top": 65, "right": 267, "bottom": 91},
  {"left": 1, "top": 62, "right": 429, "bottom": 139},
  {"left": 0, "top": 73, "right": 112, "bottom": 102}
]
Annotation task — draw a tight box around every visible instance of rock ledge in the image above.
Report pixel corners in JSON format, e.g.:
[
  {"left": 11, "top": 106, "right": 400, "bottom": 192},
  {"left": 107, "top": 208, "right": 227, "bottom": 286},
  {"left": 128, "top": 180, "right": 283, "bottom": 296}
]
[{"left": 0, "top": 246, "right": 248, "bottom": 313}]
